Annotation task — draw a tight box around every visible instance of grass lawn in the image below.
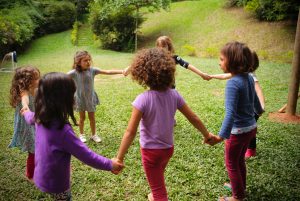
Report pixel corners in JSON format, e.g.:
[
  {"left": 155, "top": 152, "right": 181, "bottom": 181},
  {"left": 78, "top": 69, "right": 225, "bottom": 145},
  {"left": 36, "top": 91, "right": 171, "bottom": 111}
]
[{"left": 0, "top": 1, "right": 299, "bottom": 200}]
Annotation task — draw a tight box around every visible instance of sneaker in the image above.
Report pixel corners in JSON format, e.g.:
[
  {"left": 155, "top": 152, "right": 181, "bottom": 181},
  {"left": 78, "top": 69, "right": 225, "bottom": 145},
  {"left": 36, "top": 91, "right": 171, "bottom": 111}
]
[
  {"left": 224, "top": 182, "right": 232, "bottom": 191},
  {"left": 90, "top": 135, "right": 102, "bottom": 143},
  {"left": 245, "top": 148, "right": 256, "bottom": 159},
  {"left": 79, "top": 134, "right": 87, "bottom": 143}
]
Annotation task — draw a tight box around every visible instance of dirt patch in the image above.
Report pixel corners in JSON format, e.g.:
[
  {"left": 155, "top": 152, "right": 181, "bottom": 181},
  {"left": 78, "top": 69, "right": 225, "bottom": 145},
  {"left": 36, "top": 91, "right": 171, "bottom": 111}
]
[{"left": 268, "top": 112, "right": 300, "bottom": 124}]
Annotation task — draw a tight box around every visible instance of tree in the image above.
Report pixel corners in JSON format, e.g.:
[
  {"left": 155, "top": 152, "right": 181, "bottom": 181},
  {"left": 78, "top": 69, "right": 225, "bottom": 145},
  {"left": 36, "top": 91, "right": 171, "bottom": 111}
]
[
  {"left": 91, "top": 0, "right": 171, "bottom": 51},
  {"left": 286, "top": 9, "right": 300, "bottom": 115}
]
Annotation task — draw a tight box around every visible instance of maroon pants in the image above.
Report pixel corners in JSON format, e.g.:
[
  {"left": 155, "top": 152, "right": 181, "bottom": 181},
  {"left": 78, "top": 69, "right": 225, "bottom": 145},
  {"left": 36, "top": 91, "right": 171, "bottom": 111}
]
[
  {"left": 141, "top": 147, "right": 174, "bottom": 201},
  {"left": 26, "top": 153, "right": 35, "bottom": 179},
  {"left": 225, "top": 128, "right": 256, "bottom": 199}
]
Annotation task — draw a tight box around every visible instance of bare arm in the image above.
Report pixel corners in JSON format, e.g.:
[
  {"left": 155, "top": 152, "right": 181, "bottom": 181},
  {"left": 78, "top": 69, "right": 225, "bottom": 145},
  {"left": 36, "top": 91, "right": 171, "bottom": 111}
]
[
  {"left": 116, "top": 107, "right": 142, "bottom": 162},
  {"left": 209, "top": 73, "right": 232, "bottom": 80},
  {"left": 178, "top": 104, "right": 210, "bottom": 139},
  {"left": 254, "top": 81, "right": 265, "bottom": 110},
  {"left": 98, "top": 69, "right": 124, "bottom": 75},
  {"left": 21, "top": 91, "right": 29, "bottom": 112},
  {"left": 187, "top": 64, "right": 211, "bottom": 80}
]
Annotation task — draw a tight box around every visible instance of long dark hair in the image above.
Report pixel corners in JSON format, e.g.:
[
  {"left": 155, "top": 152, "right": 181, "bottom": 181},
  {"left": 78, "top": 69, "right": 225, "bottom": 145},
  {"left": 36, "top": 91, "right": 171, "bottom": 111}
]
[{"left": 34, "top": 72, "right": 77, "bottom": 129}]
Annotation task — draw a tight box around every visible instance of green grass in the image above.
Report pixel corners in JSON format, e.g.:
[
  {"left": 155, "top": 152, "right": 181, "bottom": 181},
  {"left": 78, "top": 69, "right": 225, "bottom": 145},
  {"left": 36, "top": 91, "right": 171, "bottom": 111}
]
[
  {"left": 0, "top": 1, "right": 300, "bottom": 200},
  {"left": 0, "top": 28, "right": 299, "bottom": 200}
]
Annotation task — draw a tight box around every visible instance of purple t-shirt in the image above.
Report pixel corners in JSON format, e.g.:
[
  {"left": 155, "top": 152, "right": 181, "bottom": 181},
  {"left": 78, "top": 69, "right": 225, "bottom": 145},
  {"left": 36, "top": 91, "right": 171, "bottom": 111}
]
[
  {"left": 24, "top": 111, "right": 112, "bottom": 193},
  {"left": 133, "top": 89, "right": 185, "bottom": 149}
]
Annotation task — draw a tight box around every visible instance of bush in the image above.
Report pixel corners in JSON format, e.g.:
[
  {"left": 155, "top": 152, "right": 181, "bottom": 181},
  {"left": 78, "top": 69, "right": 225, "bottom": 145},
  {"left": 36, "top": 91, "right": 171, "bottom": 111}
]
[
  {"left": 0, "top": 7, "right": 37, "bottom": 56},
  {"left": 90, "top": 4, "right": 144, "bottom": 51},
  {"left": 71, "top": 21, "right": 79, "bottom": 45},
  {"left": 225, "top": 0, "right": 300, "bottom": 21},
  {"left": 39, "top": 1, "right": 76, "bottom": 33}
]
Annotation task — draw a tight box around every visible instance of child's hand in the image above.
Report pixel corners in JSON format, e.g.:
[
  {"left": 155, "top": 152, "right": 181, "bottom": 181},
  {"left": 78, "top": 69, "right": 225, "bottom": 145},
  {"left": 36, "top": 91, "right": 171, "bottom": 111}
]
[
  {"left": 122, "top": 66, "right": 131, "bottom": 76},
  {"left": 205, "top": 133, "right": 223, "bottom": 146},
  {"left": 201, "top": 73, "right": 212, "bottom": 81},
  {"left": 111, "top": 158, "right": 124, "bottom": 175},
  {"left": 20, "top": 105, "right": 30, "bottom": 115}
]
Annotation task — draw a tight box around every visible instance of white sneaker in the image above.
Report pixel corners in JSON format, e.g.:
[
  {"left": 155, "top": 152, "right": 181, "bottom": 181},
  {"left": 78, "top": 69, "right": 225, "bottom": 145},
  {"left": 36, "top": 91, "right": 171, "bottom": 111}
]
[
  {"left": 90, "top": 135, "right": 102, "bottom": 143},
  {"left": 79, "top": 134, "right": 87, "bottom": 143}
]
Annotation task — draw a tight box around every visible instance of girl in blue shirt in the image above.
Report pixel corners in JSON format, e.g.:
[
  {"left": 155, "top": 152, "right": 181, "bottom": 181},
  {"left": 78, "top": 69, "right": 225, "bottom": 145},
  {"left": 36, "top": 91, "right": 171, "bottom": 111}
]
[{"left": 209, "top": 42, "right": 263, "bottom": 201}]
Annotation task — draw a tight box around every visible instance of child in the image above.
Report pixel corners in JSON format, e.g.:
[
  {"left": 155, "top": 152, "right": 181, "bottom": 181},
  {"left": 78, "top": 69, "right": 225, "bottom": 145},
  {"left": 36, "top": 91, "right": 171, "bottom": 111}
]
[
  {"left": 207, "top": 42, "right": 264, "bottom": 201},
  {"left": 8, "top": 66, "right": 40, "bottom": 180},
  {"left": 208, "top": 51, "right": 265, "bottom": 159},
  {"left": 156, "top": 35, "right": 210, "bottom": 81},
  {"left": 22, "top": 72, "right": 123, "bottom": 200},
  {"left": 116, "top": 48, "right": 212, "bottom": 201},
  {"left": 68, "top": 50, "right": 127, "bottom": 143}
]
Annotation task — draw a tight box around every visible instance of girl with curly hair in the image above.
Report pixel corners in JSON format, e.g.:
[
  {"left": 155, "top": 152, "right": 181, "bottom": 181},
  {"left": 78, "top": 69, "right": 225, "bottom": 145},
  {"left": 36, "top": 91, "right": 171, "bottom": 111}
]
[
  {"left": 9, "top": 66, "right": 40, "bottom": 180},
  {"left": 116, "top": 48, "right": 212, "bottom": 201}
]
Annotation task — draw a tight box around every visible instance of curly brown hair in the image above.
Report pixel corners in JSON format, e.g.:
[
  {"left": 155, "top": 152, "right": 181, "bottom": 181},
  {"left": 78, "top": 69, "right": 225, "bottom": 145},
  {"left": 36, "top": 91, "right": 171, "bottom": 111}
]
[
  {"left": 131, "top": 48, "right": 176, "bottom": 91},
  {"left": 156, "top": 36, "right": 175, "bottom": 54},
  {"left": 9, "top": 66, "right": 40, "bottom": 108},
  {"left": 73, "top": 50, "right": 92, "bottom": 72}
]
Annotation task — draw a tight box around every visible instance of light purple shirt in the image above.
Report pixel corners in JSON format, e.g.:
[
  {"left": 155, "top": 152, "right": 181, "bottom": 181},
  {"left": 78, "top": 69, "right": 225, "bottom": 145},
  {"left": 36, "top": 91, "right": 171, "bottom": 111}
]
[
  {"left": 24, "top": 111, "right": 112, "bottom": 193},
  {"left": 133, "top": 89, "right": 185, "bottom": 149}
]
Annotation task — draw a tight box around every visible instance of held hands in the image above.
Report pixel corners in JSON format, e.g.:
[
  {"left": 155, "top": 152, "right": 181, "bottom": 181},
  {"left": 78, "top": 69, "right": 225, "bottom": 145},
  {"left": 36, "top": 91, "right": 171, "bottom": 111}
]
[
  {"left": 20, "top": 105, "right": 30, "bottom": 115},
  {"left": 122, "top": 66, "right": 131, "bottom": 76},
  {"left": 204, "top": 133, "right": 224, "bottom": 146},
  {"left": 111, "top": 158, "right": 125, "bottom": 175},
  {"left": 201, "top": 73, "right": 212, "bottom": 81}
]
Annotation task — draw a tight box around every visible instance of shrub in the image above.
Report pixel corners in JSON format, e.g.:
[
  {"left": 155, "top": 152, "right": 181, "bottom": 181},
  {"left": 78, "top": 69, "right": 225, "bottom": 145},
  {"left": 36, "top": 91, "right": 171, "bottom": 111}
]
[
  {"left": 225, "top": 0, "right": 300, "bottom": 21},
  {"left": 39, "top": 1, "right": 76, "bottom": 33},
  {"left": 0, "top": 7, "right": 37, "bottom": 56},
  {"left": 71, "top": 21, "right": 79, "bottom": 45},
  {"left": 182, "top": 44, "right": 197, "bottom": 57},
  {"left": 90, "top": 5, "right": 144, "bottom": 51}
]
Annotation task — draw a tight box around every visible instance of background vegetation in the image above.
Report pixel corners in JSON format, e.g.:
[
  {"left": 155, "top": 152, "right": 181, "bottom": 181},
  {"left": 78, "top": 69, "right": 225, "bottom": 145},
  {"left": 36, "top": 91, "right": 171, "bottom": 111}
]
[{"left": 0, "top": 0, "right": 299, "bottom": 200}]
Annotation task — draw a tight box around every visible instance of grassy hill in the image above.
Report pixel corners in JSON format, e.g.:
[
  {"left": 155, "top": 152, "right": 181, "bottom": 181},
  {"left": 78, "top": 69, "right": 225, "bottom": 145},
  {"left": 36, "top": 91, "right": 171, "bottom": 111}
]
[{"left": 139, "top": 0, "right": 296, "bottom": 63}]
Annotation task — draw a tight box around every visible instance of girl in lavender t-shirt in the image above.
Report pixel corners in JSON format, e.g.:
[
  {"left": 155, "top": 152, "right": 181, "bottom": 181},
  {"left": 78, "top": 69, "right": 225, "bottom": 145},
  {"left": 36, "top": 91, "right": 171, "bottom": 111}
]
[{"left": 116, "top": 48, "right": 213, "bottom": 201}]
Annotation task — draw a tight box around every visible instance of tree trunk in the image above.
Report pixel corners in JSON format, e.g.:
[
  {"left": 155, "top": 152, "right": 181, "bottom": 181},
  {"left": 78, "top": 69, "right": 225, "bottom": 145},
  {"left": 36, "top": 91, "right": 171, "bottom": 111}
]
[
  {"left": 287, "top": 9, "right": 300, "bottom": 115},
  {"left": 135, "top": 7, "right": 139, "bottom": 52}
]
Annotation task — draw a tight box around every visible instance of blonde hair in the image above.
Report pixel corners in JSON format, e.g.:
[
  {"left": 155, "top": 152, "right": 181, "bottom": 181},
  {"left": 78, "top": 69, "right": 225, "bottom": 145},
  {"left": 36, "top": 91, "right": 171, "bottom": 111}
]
[{"left": 156, "top": 36, "right": 175, "bottom": 54}]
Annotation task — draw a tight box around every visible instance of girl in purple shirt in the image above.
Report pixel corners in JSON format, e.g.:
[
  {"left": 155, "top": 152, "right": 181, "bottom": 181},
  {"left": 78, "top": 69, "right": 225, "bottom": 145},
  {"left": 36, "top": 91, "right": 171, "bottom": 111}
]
[
  {"left": 22, "top": 72, "right": 123, "bottom": 201},
  {"left": 116, "top": 48, "right": 212, "bottom": 201}
]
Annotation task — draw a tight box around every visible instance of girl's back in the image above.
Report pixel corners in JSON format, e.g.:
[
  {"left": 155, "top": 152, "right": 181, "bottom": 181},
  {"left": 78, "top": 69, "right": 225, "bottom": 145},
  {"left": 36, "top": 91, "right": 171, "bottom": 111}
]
[{"left": 133, "top": 89, "right": 185, "bottom": 149}]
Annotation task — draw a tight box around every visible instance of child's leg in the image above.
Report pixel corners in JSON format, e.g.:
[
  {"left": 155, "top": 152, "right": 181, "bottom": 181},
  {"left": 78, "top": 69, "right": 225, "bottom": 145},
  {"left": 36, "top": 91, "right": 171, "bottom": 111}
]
[
  {"left": 87, "top": 112, "right": 96, "bottom": 135},
  {"left": 26, "top": 152, "right": 35, "bottom": 179},
  {"left": 79, "top": 111, "right": 86, "bottom": 134},
  {"left": 141, "top": 147, "right": 174, "bottom": 201},
  {"left": 50, "top": 189, "right": 72, "bottom": 201},
  {"left": 247, "top": 136, "right": 256, "bottom": 150},
  {"left": 225, "top": 130, "right": 255, "bottom": 200}
]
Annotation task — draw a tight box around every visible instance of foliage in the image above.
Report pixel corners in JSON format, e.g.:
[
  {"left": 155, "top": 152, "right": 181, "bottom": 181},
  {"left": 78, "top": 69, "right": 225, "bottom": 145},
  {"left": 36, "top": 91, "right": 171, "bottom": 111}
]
[
  {"left": 90, "top": 5, "right": 142, "bottom": 51},
  {"left": 38, "top": 1, "right": 76, "bottom": 33},
  {"left": 0, "top": 0, "right": 77, "bottom": 57},
  {"left": 89, "top": 0, "right": 171, "bottom": 51},
  {"left": 71, "top": 21, "right": 79, "bottom": 45},
  {"left": 0, "top": 6, "right": 38, "bottom": 56},
  {"left": 182, "top": 44, "right": 197, "bottom": 56},
  {"left": 225, "top": 0, "right": 300, "bottom": 21}
]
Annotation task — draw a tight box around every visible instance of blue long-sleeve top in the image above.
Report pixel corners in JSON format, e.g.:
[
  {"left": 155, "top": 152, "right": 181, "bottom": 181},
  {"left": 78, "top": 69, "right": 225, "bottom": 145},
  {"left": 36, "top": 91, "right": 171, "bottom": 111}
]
[{"left": 219, "top": 74, "right": 263, "bottom": 139}]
